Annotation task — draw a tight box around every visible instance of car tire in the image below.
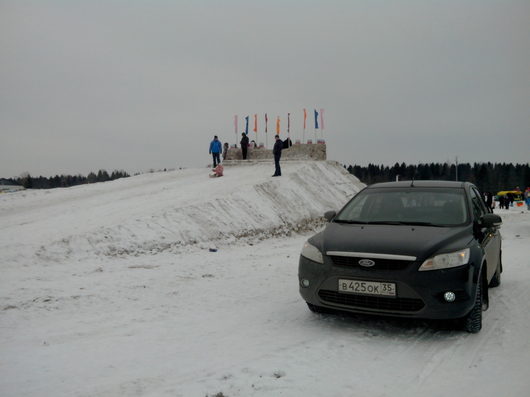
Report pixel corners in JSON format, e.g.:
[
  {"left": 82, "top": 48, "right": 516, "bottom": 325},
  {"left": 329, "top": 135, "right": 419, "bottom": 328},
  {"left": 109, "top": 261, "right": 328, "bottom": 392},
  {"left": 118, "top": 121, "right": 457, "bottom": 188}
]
[
  {"left": 462, "top": 278, "right": 483, "bottom": 333},
  {"left": 307, "top": 302, "right": 331, "bottom": 314},
  {"left": 489, "top": 254, "right": 502, "bottom": 288}
]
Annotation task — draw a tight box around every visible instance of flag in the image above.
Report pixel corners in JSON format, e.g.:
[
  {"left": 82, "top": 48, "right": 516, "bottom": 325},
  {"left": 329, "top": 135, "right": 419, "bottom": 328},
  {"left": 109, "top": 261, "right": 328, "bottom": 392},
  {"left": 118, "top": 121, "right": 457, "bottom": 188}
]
[
  {"left": 245, "top": 116, "right": 249, "bottom": 134},
  {"left": 303, "top": 108, "right": 307, "bottom": 130},
  {"left": 287, "top": 113, "right": 290, "bottom": 134},
  {"left": 253, "top": 114, "right": 257, "bottom": 133},
  {"left": 265, "top": 113, "right": 268, "bottom": 133},
  {"left": 320, "top": 109, "right": 324, "bottom": 130},
  {"left": 314, "top": 109, "right": 319, "bottom": 129},
  {"left": 234, "top": 115, "right": 238, "bottom": 134},
  {"left": 276, "top": 116, "right": 280, "bottom": 134}
]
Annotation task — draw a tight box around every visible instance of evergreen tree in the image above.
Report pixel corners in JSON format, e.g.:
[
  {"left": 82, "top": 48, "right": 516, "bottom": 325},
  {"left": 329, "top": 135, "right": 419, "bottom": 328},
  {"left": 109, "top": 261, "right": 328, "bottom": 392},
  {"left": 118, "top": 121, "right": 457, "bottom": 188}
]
[
  {"left": 20, "top": 173, "right": 32, "bottom": 188},
  {"left": 87, "top": 172, "right": 97, "bottom": 184}
]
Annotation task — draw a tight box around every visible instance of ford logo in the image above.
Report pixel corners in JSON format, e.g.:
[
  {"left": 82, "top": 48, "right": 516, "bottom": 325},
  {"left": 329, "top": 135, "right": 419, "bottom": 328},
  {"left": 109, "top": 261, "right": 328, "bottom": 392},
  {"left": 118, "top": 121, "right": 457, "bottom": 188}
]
[{"left": 358, "top": 259, "right": 376, "bottom": 267}]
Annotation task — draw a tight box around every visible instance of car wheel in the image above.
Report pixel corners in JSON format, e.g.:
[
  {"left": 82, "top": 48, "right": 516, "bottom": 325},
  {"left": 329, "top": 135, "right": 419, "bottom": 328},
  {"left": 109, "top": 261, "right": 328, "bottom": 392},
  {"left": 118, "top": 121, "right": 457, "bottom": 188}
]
[
  {"left": 489, "top": 254, "right": 502, "bottom": 288},
  {"left": 462, "top": 278, "right": 483, "bottom": 333},
  {"left": 307, "top": 302, "right": 331, "bottom": 314}
]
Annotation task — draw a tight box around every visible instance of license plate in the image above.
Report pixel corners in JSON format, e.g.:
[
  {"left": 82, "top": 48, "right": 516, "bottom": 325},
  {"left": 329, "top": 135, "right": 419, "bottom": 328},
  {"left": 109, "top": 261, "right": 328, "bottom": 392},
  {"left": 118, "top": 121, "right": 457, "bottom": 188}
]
[{"left": 338, "top": 279, "right": 396, "bottom": 297}]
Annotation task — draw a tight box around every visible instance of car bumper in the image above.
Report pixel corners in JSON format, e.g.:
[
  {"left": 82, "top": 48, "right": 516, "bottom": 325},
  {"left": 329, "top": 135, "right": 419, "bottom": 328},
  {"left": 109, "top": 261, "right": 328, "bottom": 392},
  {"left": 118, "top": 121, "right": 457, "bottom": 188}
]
[{"left": 298, "top": 255, "right": 479, "bottom": 320}]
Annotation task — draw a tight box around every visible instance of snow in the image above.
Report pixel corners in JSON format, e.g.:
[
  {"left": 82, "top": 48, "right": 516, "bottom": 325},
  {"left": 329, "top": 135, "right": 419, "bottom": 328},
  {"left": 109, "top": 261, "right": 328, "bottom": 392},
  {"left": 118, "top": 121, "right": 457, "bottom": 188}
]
[{"left": 1, "top": 161, "right": 529, "bottom": 397}]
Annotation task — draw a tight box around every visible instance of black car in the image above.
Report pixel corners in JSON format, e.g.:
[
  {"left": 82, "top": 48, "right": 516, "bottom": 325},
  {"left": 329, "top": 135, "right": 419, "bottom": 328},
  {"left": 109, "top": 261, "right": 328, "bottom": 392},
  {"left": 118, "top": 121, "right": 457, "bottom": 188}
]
[{"left": 298, "top": 181, "right": 502, "bottom": 333}]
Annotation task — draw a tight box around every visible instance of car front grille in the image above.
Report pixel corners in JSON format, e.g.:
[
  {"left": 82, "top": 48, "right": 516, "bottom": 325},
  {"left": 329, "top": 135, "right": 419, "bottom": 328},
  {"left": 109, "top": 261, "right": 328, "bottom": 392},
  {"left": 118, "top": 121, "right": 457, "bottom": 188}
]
[
  {"left": 318, "top": 290, "right": 424, "bottom": 312},
  {"left": 329, "top": 256, "right": 412, "bottom": 270}
]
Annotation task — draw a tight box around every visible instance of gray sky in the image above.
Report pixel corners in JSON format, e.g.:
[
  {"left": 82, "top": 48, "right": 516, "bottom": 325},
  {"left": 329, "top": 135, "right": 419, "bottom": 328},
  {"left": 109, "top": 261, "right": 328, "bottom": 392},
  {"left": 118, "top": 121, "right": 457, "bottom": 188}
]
[{"left": 1, "top": 0, "right": 529, "bottom": 178}]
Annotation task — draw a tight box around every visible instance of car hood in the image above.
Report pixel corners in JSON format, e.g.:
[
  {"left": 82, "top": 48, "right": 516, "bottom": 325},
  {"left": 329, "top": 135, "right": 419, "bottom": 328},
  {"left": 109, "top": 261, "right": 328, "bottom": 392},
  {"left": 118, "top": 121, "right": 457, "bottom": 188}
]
[{"left": 321, "top": 223, "right": 473, "bottom": 261}]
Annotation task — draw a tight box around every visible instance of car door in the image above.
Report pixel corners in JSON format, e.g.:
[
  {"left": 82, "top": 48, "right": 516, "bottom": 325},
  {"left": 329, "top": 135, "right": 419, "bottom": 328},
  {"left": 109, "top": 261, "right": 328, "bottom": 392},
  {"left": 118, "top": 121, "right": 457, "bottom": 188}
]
[{"left": 470, "top": 187, "right": 500, "bottom": 282}]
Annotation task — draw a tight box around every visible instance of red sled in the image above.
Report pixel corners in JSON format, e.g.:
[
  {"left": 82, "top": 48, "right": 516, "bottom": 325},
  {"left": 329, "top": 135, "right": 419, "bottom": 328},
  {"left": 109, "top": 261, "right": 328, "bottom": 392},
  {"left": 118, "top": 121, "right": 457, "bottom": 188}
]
[{"left": 209, "top": 164, "right": 224, "bottom": 178}]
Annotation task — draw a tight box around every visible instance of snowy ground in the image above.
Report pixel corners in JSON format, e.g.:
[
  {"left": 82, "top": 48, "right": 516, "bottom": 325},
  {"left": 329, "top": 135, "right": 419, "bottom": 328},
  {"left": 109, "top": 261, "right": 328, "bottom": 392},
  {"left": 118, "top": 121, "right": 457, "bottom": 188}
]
[{"left": 1, "top": 163, "right": 529, "bottom": 397}]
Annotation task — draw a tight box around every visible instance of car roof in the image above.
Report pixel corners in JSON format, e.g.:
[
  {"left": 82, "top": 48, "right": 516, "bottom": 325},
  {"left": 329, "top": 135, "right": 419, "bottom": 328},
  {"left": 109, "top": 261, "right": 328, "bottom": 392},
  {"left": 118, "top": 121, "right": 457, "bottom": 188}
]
[{"left": 367, "top": 180, "right": 470, "bottom": 189}]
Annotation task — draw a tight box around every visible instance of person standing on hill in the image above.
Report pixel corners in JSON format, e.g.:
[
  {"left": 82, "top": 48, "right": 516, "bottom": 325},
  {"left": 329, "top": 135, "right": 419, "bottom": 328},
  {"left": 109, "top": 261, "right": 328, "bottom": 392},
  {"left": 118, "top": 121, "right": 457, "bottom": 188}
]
[
  {"left": 240, "top": 133, "right": 249, "bottom": 160},
  {"left": 209, "top": 135, "right": 222, "bottom": 168},
  {"left": 272, "top": 134, "right": 283, "bottom": 177},
  {"left": 525, "top": 187, "right": 530, "bottom": 210}
]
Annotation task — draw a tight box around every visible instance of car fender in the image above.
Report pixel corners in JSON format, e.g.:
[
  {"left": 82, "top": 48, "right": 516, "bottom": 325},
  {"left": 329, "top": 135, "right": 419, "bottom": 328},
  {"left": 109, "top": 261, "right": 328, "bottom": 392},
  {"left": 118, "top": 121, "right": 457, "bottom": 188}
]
[{"left": 471, "top": 258, "right": 489, "bottom": 310}]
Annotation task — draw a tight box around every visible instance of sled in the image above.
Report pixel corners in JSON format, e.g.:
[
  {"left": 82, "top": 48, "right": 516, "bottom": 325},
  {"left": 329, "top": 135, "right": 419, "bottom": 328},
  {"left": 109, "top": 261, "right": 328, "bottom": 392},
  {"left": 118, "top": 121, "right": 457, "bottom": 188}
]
[{"left": 209, "top": 164, "right": 224, "bottom": 178}]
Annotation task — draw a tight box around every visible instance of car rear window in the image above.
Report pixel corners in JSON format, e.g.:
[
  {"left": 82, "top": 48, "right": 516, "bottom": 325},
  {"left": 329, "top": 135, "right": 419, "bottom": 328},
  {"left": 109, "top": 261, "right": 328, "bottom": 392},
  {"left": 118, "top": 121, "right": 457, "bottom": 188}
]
[{"left": 335, "top": 188, "right": 469, "bottom": 226}]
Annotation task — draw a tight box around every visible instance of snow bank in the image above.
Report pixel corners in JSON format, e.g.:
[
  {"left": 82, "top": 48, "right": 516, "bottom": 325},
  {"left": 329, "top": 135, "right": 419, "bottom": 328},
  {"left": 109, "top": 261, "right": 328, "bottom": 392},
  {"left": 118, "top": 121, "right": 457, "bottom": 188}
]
[{"left": 0, "top": 161, "right": 363, "bottom": 264}]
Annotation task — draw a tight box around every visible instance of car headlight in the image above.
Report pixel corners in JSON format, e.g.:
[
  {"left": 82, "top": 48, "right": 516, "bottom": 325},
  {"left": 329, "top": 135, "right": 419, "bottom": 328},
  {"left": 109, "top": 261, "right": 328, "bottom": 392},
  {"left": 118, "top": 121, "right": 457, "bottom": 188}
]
[
  {"left": 301, "top": 241, "right": 324, "bottom": 264},
  {"left": 418, "top": 248, "right": 470, "bottom": 271}
]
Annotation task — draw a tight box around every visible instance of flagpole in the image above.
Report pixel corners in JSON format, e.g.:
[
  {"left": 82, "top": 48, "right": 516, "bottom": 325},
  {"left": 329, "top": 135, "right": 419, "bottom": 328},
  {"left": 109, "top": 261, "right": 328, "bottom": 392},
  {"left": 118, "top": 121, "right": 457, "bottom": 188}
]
[
  {"left": 313, "top": 109, "right": 318, "bottom": 143},
  {"left": 303, "top": 108, "right": 307, "bottom": 144},
  {"left": 287, "top": 113, "right": 290, "bottom": 141},
  {"left": 234, "top": 115, "right": 238, "bottom": 146},
  {"left": 320, "top": 108, "right": 324, "bottom": 142},
  {"left": 254, "top": 114, "right": 258, "bottom": 146},
  {"left": 265, "top": 113, "right": 268, "bottom": 148}
]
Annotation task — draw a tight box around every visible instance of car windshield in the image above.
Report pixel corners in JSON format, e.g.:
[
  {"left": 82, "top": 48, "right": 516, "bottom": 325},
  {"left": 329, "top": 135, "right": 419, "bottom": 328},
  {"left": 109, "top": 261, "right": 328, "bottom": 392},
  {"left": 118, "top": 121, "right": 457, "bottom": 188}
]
[{"left": 335, "top": 188, "right": 469, "bottom": 226}]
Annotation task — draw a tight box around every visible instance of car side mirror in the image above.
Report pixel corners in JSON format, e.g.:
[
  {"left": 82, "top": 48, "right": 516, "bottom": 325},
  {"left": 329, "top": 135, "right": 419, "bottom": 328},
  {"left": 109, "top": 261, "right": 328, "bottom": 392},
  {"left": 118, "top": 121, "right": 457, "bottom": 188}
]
[
  {"left": 480, "top": 213, "right": 502, "bottom": 228},
  {"left": 324, "top": 210, "right": 336, "bottom": 222}
]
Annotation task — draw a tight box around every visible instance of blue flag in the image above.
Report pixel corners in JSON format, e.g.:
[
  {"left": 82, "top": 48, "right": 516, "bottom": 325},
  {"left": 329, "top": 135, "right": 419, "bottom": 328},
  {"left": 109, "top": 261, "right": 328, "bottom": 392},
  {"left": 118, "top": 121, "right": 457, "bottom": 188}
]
[
  {"left": 314, "top": 109, "right": 319, "bottom": 129},
  {"left": 245, "top": 116, "right": 249, "bottom": 134}
]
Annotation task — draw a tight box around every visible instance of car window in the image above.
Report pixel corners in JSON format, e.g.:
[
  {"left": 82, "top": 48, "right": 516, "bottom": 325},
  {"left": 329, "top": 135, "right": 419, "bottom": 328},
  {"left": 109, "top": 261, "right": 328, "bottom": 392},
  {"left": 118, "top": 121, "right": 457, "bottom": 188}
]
[
  {"left": 335, "top": 188, "right": 468, "bottom": 226},
  {"left": 470, "top": 188, "right": 487, "bottom": 219}
]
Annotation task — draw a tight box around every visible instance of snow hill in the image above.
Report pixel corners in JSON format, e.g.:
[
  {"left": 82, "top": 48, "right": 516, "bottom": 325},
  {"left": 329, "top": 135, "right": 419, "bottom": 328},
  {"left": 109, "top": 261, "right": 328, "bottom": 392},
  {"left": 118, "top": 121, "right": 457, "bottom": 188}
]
[{"left": 0, "top": 161, "right": 363, "bottom": 265}]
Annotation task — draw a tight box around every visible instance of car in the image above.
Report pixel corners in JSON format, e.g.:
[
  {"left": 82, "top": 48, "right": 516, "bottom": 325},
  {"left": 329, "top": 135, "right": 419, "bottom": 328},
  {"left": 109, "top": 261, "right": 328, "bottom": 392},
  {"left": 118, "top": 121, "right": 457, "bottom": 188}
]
[{"left": 298, "top": 180, "right": 503, "bottom": 333}]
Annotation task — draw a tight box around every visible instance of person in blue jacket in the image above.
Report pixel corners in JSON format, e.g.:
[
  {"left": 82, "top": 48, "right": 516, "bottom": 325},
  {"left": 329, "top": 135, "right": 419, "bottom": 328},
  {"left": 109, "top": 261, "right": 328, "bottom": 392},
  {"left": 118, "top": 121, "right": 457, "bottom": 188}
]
[{"left": 209, "top": 135, "right": 222, "bottom": 168}]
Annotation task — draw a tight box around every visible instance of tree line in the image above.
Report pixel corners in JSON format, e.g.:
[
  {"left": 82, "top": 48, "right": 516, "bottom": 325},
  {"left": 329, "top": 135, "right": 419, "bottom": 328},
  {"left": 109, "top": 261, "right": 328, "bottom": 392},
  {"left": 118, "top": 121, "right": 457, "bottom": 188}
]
[
  {"left": 2, "top": 170, "right": 130, "bottom": 189},
  {"left": 346, "top": 162, "right": 530, "bottom": 194}
]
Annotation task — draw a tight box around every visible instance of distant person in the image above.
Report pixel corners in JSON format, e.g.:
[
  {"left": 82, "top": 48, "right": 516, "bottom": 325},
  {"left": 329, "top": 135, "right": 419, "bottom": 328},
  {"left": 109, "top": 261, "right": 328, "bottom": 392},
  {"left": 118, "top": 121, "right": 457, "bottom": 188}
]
[
  {"left": 525, "top": 187, "right": 530, "bottom": 210},
  {"left": 250, "top": 140, "right": 257, "bottom": 148},
  {"left": 222, "top": 142, "right": 229, "bottom": 161},
  {"left": 484, "top": 192, "right": 493, "bottom": 210},
  {"left": 499, "top": 195, "right": 508, "bottom": 210},
  {"left": 272, "top": 134, "right": 283, "bottom": 177},
  {"left": 209, "top": 135, "right": 222, "bottom": 168},
  {"left": 240, "top": 133, "right": 249, "bottom": 160},
  {"left": 507, "top": 192, "right": 514, "bottom": 207}
]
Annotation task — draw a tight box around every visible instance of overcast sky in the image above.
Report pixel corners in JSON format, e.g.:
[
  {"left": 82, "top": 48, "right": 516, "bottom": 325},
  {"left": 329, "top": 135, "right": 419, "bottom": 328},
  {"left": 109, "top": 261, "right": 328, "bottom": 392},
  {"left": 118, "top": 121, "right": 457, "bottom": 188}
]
[{"left": 1, "top": 0, "right": 529, "bottom": 178}]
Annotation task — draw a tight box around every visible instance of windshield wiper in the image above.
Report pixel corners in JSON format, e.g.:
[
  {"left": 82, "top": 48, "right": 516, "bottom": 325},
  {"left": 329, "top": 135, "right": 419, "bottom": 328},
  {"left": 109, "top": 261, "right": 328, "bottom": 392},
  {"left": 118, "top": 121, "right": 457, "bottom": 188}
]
[
  {"left": 333, "top": 220, "right": 369, "bottom": 224},
  {"left": 365, "top": 221, "right": 405, "bottom": 225},
  {"left": 401, "top": 221, "right": 445, "bottom": 227},
  {"left": 366, "top": 221, "right": 445, "bottom": 227}
]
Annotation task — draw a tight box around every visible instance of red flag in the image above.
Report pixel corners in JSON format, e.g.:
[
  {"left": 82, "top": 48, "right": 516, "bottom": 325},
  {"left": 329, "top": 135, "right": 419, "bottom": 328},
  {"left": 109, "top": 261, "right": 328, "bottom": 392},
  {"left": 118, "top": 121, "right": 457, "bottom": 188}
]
[
  {"left": 265, "top": 113, "right": 268, "bottom": 133},
  {"left": 276, "top": 116, "right": 280, "bottom": 134},
  {"left": 303, "top": 108, "right": 307, "bottom": 130},
  {"left": 253, "top": 114, "right": 257, "bottom": 133},
  {"left": 287, "top": 113, "right": 290, "bottom": 134}
]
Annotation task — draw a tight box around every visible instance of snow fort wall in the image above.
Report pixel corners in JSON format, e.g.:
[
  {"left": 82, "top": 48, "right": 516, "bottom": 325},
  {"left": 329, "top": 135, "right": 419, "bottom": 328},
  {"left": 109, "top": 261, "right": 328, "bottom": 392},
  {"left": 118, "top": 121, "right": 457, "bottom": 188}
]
[{"left": 224, "top": 143, "right": 326, "bottom": 162}]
